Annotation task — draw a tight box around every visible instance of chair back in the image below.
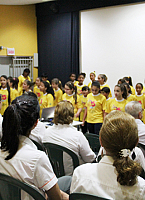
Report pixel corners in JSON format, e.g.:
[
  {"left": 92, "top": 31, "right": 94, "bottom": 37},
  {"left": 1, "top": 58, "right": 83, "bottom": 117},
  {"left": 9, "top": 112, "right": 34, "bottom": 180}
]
[
  {"left": 43, "top": 143, "right": 79, "bottom": 177},
  {"left": 69, "top": 193, "right": 110, "bottom": 200},
  {"left": 84, "top": 133, "right": 100, "bottom": 154},
  {"left": 0, "top": 173, "right": 45, "bottom": 200},
  {"left": 30, "top": 139, "right": 47, "bottom": 153}
]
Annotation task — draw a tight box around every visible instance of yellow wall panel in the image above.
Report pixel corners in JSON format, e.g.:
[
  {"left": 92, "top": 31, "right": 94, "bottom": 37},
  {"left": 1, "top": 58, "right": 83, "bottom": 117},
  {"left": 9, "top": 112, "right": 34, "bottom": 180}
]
[{"left": 0, "top": 5, "right": 37, "bottom": 56}]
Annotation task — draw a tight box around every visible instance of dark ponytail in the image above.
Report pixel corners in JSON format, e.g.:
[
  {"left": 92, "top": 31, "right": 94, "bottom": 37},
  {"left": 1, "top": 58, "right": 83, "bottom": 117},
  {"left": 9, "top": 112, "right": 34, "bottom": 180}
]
[
  {"left": 42, "top": 81, "right": 55, "bottom": 99},
  {"left": 1, "top": 92, "right": 39, "bottom": 160}
]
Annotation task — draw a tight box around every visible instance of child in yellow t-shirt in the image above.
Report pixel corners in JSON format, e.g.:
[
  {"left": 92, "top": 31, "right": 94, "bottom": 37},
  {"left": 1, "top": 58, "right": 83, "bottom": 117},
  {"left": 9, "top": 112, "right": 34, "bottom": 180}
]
[
  {"left": 22, "top": 80, "right": 32, "bottom": 94},
  {"left": 18, "top": 68, "right": 31, "bottom": 95},
  {"left": 123, "top": 76, "right": 135, "bottom": 95},
  {"left": 83, "top": 81, "right": 106, "bottom": 135},
  {"left": 105, "top": 84, "right": 128, "bottom": 114},
  {"left": 0, "top": 75, "right": 11, "bottom": 115},
  {"left": 76, "top": 73, "right": 86, "bottom": 95},
  {"left": 51, "top": 78, "right": 63, "bottom": 106},
  {"left": 39, "top": 81, "right": 54, "bottom": 117},
  {"left": 88, "top": 71, "right": 96, "bottom": 89},
  {"left": 9, "top": 77, "right": 19, "bottom": 102},
  {"left": 123, "top": 82, "right": 137, "bottom": 102},
  {"left": 41, "top": 73, "right": 50, "bottom": 85},
  {"left": 69, "top": 73, "right": 78, "bottom": 85},
  {"left": 135, "top": 83, "right": 145, "bottom": 123},
  {"left": 98, "top": 74, "right": 112, "bottom": 97},
  {"left": 62, "top": 81, "right": 82, "bottom": 121},
  {"left": 100, "top": 87, "right": 112, "bottom": 114},
  {"left": 33, "top": 77, "right": 43, "bottom": 100},
  {"left": 79, "top": 86, "right": 90, "bottom": 133}
]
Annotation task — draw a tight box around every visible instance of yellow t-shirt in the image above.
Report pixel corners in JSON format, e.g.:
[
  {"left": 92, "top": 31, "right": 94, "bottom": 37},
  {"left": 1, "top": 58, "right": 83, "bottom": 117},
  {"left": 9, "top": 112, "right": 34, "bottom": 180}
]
[
  {"left": 105, "top": 98, "right": 113, "bottom": 113},
  {"left": 106, "top": 98, "right": 128, "bottom": 113},
  {"left": 33, "top": 86, "right": 43, "bottom": 100},
  {"left": 53, "top": 88, "right": 63, "bottom": 106},
  {"left": 76, "top": 84, "right": 86, "bottom": 95},
  {"left": 74, "top": 81, "right": 79, "bottom": 86},
  {"left": 62, "top": 93, "right": 81, "bottom": 121},
  {"left": 39, "top": 93, "right": 54, "bottom": 117},
  {"left": 135, "top": 94, "right": 145, "bottom": 109},
  {"left": 86, "top": 93, "right": 106, "bottom": 123},
  {"left": 18, "top": 75, "right": 31, "bottom": 95},
  {"left": 100, "top": 83, "right": 112, "bottom": 97},
  {"left": 11, "top": 88, "right": 19, "bottom": 102},
  {"left": 135, "top": 94, "right": 145, "bottom": 123},
  {"left": 130, "top": 86, "right": 135, "bottom": 95},
  {"left": 88, "top": 82, "right": 92, "bottom": 89},
  {"left": 127, "top": 94, "right": 137, "bottom": 102},
  {"left": 79, "top": 95, "right": 88, "bottom": 121},
  {"left": 0, "top": 88, "right": 10, "bottom": 115}
]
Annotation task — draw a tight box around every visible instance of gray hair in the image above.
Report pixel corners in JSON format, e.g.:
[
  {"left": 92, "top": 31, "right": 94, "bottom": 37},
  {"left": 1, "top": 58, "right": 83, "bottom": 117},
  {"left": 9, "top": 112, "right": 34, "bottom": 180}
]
[{"left": 125, "top": 101, "right": 142, "bottom": 118}]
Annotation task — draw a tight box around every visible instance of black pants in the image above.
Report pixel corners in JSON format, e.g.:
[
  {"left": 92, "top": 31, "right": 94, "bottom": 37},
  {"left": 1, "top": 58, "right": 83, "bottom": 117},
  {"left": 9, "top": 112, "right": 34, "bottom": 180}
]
[
  {"left": 87, "top": 123, "right": 102, "bottom": 135},
  {"left": 81, "top": 121, "right": 88, "bottom": 134}
]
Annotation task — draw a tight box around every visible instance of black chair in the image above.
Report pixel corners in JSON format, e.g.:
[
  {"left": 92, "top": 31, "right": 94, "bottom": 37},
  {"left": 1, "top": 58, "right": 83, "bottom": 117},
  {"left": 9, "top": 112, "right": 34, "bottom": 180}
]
[
  {"left": 30, "top": 139, "right": 47, "bottom": 153},
  {"left": 69, "top": 193, "right": 110, "bottom": 200},
  {"left": 0, "top": 173, "right": 45, "bottom": 200},
  {"left": 43, "top": 143, "right": 79, "bottom": 178},
  {"left": 84, "top": 133, "right": 100, "bottom": 154}
]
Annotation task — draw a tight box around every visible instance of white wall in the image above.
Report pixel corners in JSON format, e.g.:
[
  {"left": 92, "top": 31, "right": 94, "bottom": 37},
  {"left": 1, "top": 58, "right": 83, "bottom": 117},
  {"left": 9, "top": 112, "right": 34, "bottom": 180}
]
[{"left": 80, "top": 3, "right": 145, "bottom": 97}]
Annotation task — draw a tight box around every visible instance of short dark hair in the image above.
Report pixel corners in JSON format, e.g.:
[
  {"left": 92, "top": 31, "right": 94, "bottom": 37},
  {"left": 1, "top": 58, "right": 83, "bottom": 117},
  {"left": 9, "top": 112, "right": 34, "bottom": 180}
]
[
  {"left": 101, "top": 87, "right": 110, "bottom": 93},
  {"left": 82, "top": 86, "right": 90, "bottom": 92},
  {"left": 23, "top": 68, "right": 30, "bottom": 74}
]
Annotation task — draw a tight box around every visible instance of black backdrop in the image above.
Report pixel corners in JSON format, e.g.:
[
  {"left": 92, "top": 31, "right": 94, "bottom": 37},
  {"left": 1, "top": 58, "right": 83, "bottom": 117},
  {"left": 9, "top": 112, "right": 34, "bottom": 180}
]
[{"left": 36, "top": 0, "right": 144, "bottom": 86}]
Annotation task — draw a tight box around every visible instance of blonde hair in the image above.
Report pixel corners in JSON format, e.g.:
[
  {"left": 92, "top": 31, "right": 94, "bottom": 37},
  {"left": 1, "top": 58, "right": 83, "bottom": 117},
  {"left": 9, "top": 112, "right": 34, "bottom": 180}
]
[
  {"left": 100, "top": 111, "right": 141, "bottom": 186},
  {"left": 54, "top": 101, "right": 74, "bottom": 125}
]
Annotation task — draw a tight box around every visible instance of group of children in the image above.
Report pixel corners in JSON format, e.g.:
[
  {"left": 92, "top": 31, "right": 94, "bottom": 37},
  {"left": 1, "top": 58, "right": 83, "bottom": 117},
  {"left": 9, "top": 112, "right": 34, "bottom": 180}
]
[{"left": 0, "top": 69, "right": 145, "bottom": 135}]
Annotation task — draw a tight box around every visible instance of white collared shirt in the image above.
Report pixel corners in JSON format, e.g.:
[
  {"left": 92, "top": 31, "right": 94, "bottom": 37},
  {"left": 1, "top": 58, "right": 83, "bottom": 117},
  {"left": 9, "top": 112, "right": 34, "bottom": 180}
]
[
  {"left": 42, "top": 123, "right": 96, "bottom": 176},
  {"left": 135, "top": 119, "right": 145, "bottom": 146},
  {"left": 0, "top": 136, "right": 57, "bottom": 200},
  {"left": 30, "top": 121, "right": 47, "bottom": 144},
  {"left": 70, "top": 156, "right": 145, "bottom": 200}
]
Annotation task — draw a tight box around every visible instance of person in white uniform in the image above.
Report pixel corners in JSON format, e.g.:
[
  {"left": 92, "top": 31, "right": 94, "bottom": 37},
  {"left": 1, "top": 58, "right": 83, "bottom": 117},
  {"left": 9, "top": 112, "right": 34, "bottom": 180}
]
[
  {"left": 0, "top": 92, "right": 68, "bottom": 200},
  {"left": 125, "top": 101, "right": 145, "bottom": 146},
  {"left": 70, "top": 111, "right": 145, "bottom": 200},
  {"left": 30, "top": 120, "right": 46, "bottom": 144},
  {"left": 43, "top": 101, "right": 96, "bottom": 176}
]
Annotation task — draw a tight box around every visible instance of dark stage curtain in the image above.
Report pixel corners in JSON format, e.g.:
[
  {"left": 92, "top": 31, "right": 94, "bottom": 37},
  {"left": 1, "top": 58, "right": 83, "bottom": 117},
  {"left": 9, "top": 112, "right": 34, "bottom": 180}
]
[{"left": 37, "top": 11, "right": 79, "bottom": 86}]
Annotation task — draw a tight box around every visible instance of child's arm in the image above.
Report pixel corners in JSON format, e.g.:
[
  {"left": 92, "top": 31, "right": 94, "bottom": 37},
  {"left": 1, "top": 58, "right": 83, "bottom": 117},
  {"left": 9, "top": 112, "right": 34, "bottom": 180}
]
[
  {"left": 75, "top": 108, "right": 82, "bottom": 118},
  {"left": 82, "top": 107, "right": 87, "bottom": 126}
]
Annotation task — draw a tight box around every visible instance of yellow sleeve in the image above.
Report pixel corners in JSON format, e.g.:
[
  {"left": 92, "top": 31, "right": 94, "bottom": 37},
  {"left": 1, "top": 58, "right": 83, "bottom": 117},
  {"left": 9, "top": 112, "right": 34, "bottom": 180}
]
[
  {"left": 105, "top": 99, "right": 112, "bottom": 113},
  {"left": 77, "top": 95, "right": 82, "bottom": 108},
  {"left": 102, "top": 97, "right": 106, "bottom": 111},
  {"left": 58, "top": 90, "right": 63, "bottom": 103}
]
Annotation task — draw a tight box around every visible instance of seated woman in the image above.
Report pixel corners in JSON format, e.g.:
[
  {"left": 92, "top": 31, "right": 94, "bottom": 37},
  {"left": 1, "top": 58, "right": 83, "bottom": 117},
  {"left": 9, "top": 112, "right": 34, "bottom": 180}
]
[
  {"left": 42, "top": 101, "right": 96, "bottom": 176},
  {"left": 70, "top": 111, "right": 145, "bottom": 199},
  {"left": 0, "top": 92, "right": 68, "bottom": 200}
]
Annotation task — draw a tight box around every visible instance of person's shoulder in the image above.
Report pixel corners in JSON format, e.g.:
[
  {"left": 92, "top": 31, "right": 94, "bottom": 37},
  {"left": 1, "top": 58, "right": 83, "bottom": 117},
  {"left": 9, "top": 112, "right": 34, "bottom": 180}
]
[
  {"left": 99, "top": 93, "right": 106, "bottom": 99},
  {"left": 74, "top": 163, "right": 97, "bottom": 175},
  {"left": 87, "top": 93, "right": 92, "bottom": 98}
]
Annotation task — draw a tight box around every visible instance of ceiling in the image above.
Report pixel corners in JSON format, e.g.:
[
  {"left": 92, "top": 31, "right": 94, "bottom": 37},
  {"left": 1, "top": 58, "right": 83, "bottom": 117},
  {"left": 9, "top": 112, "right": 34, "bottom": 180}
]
[{"left": 0, "top": 0, "right": 54, "bottom": 5}]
